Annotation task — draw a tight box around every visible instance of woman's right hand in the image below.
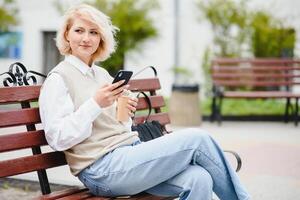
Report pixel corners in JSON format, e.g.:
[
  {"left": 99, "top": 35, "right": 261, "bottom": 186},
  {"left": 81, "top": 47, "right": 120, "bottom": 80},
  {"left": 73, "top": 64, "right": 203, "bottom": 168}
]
[{"left": 93, "top": 80, "right": 129, "bottom": 108}]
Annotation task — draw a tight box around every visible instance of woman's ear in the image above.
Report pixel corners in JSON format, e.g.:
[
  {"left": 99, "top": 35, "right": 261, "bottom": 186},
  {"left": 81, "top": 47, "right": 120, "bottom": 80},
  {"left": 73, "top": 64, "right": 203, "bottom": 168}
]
[{"left": 64, "top": 31, "right": 69, "bottom": 42}]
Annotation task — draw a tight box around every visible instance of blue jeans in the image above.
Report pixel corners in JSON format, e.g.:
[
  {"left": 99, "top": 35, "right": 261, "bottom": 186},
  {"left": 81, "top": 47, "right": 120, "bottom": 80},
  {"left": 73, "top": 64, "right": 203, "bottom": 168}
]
[{"left": 78, "top": 128, "right": 250, "bottom": 200}]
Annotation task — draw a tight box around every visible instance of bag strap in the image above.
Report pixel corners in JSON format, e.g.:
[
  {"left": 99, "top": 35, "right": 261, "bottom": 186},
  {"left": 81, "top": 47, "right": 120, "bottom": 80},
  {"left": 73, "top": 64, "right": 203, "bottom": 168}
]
[
  {"left": 131, "top": 66, "right": 156, "bottom": 124},
  {"left": 133, "top": 91, "right": 152, "bottom": 122},
  {"left": 132, "top": 66, "right": 157, "bottom": 78}
]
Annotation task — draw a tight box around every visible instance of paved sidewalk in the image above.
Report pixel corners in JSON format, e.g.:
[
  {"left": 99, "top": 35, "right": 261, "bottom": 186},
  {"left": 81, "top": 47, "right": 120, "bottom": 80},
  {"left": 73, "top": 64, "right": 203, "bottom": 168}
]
[
  {"left": 1, "top": 121, "right": 299, "bottom": 199},
  {"left": 193, "top": 121, "right": 300, "bottom": 200}
]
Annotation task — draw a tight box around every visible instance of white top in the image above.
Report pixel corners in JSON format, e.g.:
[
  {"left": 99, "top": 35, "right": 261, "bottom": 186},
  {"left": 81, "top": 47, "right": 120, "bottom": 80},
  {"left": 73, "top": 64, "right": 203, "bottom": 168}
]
[{"left": 39, "top": 55, "right": 132, "bottom": 151}]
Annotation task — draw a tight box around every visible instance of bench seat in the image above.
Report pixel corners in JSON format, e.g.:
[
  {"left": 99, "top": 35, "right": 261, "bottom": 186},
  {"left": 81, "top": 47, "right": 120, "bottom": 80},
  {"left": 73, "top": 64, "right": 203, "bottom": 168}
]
[
  {"left": 223, "top": 91, "right": 299, "bottom": 99},
  {"left": 0, "top": 72, "right": 174, "bottom": 199},
  {"left": 41, "top": 188, "right": 174, "bottom": 200}
]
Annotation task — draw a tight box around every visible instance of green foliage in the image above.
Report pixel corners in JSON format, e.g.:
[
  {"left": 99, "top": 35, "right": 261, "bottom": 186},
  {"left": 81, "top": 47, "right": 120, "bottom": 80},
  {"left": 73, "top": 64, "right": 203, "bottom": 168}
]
[
  {"left": 171, "top": 66, "right": 193, "bottom": 85},
  {"left": 197, "top": 0, "right": 296, "bottom": 59},
  {"left": 197, "top": 0, "right": 250, "bottom": 57},
  {"left": 0, "top": 0, "right": 18, "bottom": 31},
  {"left": 251, "top": 11, "right": 295, "bottom": 57},
  {"left": 90, "top": 0, "right": 159, "bottom": 75},
  {"left": 201, "top": 47, "right": 213, "bottom": 96}
]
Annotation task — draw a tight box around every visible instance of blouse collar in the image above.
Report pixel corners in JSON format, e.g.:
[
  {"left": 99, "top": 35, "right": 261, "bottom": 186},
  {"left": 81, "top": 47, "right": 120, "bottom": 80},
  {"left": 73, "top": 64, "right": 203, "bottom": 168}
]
[{"left": 65, "top": 55, "right": 97, "bottom": 76}]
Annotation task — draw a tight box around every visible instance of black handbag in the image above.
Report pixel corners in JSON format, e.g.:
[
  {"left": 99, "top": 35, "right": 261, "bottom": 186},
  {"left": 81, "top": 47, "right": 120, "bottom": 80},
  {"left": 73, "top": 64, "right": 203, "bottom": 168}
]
[{"left": 131, "top": 91, "right": 165, "bottom": 142}]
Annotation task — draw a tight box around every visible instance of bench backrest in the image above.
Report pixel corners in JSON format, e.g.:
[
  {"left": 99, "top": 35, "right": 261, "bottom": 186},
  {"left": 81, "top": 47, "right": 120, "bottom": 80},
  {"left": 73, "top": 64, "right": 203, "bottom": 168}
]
[
  {"left": 0, "top": 78, "right": 169, "bottom": 194},
  {"left": 211, "top": 58, "right": 300, "bottom": 91}
]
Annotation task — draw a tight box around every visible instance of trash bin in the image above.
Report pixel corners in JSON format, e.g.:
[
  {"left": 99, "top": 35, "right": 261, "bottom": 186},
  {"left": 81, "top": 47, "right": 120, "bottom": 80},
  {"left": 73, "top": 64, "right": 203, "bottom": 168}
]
[{"left": 169, "top": 84, "right": 201, "bottom": 126}]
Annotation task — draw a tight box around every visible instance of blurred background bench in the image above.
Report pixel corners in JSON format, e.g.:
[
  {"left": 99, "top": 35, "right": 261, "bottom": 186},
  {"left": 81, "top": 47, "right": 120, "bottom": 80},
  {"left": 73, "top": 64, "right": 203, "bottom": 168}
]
[{"left": 210, "top": 58, "right": 300, "bottom": 126}]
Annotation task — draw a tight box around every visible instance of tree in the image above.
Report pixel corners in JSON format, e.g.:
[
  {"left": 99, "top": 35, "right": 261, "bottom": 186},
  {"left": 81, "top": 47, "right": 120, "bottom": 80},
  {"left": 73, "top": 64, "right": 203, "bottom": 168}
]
[
  {"left": 197, "top": 0, "right": 251, "bottom": 57},
  {"left": 91, "top": 0, "right": 159, "bottom": 75},
  {"left": 0, "top": 0, "right": 18, "bottom": 31},
  {"left": 251, "top": 11, "right": 295, "bottom": 58},
  {"left": 197, "top": 0, "right": 296, "bottom": 58}
]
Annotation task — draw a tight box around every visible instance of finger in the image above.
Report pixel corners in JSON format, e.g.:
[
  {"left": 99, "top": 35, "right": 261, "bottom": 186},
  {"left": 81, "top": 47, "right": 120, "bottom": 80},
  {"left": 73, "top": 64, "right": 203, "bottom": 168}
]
[
  {"left": 114, "top": 90, "right": 125, "bottom": 99},
  {"left": 127, "top": 104, "right": 137, "bottom": 112},
  {"left": 112, "top": 84, "right": 129, "bottom": 96},
  {"left": 128, "top": 99, "right": 138, "bottom": 107},
  {"left": 110, "top": 80, "right": 125, "bottom": 91},
  {"left": 129, "top": 111, "right": 135, "bottom": 117},
  {"left": 131, "top": 97, "right": 139, "bottom": 103}
]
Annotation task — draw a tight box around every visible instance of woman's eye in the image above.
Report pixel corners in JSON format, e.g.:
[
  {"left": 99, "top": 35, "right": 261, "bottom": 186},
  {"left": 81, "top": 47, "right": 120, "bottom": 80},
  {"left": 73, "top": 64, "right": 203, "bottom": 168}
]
[
  {"left": 75, "top": 29, "right": 83, "bottom": 33},
  {"left": 90, "top": 31, "right": 98, "bottom": 35}
]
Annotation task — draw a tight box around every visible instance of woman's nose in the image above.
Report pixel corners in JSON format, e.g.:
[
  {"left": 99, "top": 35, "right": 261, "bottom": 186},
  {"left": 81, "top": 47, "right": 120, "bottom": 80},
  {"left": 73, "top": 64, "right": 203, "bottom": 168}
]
[{"left": 82, "top": 33, "right": 90, "bottom": 42}]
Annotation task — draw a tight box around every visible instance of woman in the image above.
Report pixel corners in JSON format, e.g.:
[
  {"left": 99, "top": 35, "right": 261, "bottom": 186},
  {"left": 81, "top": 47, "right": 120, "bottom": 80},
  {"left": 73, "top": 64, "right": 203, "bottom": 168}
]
[{"left": 39, "top": 4, "right": 250, "bottom": 200}]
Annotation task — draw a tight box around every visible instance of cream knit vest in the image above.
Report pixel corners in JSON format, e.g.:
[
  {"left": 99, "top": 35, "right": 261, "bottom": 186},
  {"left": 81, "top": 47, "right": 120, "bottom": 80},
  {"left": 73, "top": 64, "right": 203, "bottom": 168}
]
[{"left": 49, "top": 61, "right": 139, "bottom": 175}]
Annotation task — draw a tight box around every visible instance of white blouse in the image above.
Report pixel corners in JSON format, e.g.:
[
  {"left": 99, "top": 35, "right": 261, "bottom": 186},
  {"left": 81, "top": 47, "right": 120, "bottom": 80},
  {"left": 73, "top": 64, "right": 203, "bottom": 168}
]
[{"left": 39, "top": 55, "right": 132, "bottom": 151}]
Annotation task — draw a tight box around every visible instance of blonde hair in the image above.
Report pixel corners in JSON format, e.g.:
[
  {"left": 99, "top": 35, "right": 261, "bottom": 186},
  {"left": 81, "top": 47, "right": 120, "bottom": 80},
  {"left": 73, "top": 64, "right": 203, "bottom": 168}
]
[{"left": 56, "top": 4, "right": 118, "bottom": 62}]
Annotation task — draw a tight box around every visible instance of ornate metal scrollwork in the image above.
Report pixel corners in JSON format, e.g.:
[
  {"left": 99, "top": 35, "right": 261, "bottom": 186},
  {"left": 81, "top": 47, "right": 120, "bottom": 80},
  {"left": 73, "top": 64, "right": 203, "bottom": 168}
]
[{"left": 0, "top": 62, "right": 46, "bottom": 87}]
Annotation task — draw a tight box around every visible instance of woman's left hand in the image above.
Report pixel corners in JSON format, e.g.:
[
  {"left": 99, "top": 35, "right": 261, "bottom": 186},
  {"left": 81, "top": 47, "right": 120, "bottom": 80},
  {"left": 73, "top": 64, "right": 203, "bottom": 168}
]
[{"left": 127, "top": 97, "right": 138, "bottom": 117}]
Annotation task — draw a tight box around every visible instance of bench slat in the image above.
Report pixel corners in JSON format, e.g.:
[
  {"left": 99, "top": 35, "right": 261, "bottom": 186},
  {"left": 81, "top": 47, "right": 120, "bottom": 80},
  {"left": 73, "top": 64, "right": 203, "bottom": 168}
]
[
  {"left": 129, "top": 193, "right": 175, "bottom": 200},
  {"left": 0, "top": 107, "right": 41, "bottom": 128},
  {"left": 56, "top": 190, "right": 93, "bottom": 200},
  {"left": 128, "top": 78, "right": 161, "bottom": 92},
  {"left": 0, "top": 151, "right": 66, "bottom": 177},
  {"left": 0, "top": 130, "right": 47, "bottom": 153},
  {"left": 213, "top": 80, "right": 300, "bottom": 87},
  {"left": 223, "top": 91, "right": 300, "bottom": 98},
  {"left": 213, "top": 58, "right": 300, "bottom": 65},
  {"left": 134, "top": 113, "right": 170, "bottom": 125},
  {"left": 136, "top": 96, "right": 165, "bottom": 110},
  {"left": 212, "top": 73, "right": 300, "bottom": 79},
  {"left": 0, "top": 85, "right": 41, "bottom": 104},
  {"left": 212, "top": 66, "right": 300, "bottom": 71},
  {"left": 83, "top": 192, "right": 173, "bottom": 200},
  {"left": 40, "top": 188, "right": 88, "bottom": 200}
]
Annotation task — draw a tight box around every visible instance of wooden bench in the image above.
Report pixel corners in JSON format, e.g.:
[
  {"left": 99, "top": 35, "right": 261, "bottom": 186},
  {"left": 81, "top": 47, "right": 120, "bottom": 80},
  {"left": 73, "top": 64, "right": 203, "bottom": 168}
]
[
  {"left": 0, "top": 62, "right": 241, "bottom": 199},
  {"left": 0, "top": 63, "right": 174, "bottom": 199},
  {"left": 210, "top": 58, "right": 300, "bottom": 126}
]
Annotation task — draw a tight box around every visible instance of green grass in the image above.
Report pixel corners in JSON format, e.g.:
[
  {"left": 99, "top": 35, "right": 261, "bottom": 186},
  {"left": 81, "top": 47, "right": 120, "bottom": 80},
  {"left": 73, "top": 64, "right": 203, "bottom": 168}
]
[
  {"left": 201, "top": 98, "right": 288, "bottom": 115},
  {"left": 163, "top": 97, "right": 290, "bottom": 116}
]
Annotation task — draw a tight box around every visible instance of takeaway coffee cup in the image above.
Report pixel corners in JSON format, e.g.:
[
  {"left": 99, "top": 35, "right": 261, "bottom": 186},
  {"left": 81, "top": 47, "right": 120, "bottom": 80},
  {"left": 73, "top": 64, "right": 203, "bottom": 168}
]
[{"left": 117, "top": 96, "right": 130, "bottom": 122}]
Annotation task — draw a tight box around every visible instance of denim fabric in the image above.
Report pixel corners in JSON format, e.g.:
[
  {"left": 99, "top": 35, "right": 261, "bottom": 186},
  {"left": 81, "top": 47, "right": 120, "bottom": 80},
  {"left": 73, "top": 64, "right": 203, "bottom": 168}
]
[{"left": 78, "top": 128, "right": 250, "bottom": 200}]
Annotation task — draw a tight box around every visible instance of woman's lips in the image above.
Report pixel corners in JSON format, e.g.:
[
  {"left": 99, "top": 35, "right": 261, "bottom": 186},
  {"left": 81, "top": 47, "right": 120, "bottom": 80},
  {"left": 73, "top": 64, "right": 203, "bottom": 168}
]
[{"left": 80, "top": 45, "right": 91, "bottom": 48}]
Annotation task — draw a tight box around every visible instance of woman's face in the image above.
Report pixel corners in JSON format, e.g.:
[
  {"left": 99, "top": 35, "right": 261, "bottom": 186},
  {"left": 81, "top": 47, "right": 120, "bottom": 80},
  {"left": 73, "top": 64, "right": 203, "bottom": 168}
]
[{"left": 66, "top": 17, "right": 101, "bottom": 65}]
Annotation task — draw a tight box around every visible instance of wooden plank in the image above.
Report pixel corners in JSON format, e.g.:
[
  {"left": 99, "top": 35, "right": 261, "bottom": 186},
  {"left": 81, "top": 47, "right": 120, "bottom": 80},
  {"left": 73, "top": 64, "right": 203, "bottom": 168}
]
[
  {"left": 213, "top": 58, "right": 300, "bottom": 65},
  {"left": 132, "top": 193, "right": 175, "bottom": 200},
  {"left": 0, "top": 151, "right": 67, "bottom": 177},
  {"left": 222, "top": 91, "right": 300, "bottom": 98},
  {"left": 0, "top": 130, "right": 47, "bottom": 153},
  {"left": 39, "top": 188, "right": 88, "bottom": 200},
  {"left": 128, "top": 78, "right": 161, "bottom": 92},
  {"left": 212, "top": 73, "right": 300, "bottom": 79},
  {"left": 0, "top": 107, "right": 41, "bottom": 128},
  {"left": 136, "top": 96, "right": 165, "bottom": 110},
  {"left": 213, "top": 80, "right": 300, "bottom": 87},
  {"left": 83, "top": 197, "right": 110, "bottom": 200},
  {"left": 212, "top": 66, "right": 300, "bottom": 71},
  {"left": 0, "top": 85, "right": 41, "bottom": 104},
  {"left": 134, "top": 113, "right": 170, "bottom": 126},
  {"left": 55, "top": 190, "right": 93, "bottom": 200}
]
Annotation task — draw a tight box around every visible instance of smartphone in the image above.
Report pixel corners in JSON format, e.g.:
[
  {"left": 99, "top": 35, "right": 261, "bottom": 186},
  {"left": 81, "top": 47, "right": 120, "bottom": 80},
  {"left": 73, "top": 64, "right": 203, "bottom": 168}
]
[{"left": 112, "top": 70, "right": 133, "bottom": 90}]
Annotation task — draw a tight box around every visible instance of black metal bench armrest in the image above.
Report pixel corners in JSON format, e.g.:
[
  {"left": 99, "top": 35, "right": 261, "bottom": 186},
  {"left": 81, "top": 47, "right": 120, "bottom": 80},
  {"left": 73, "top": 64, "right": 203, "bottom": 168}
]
[{"left": 224, "top": 150, "right": 242, "bottom": 172}]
